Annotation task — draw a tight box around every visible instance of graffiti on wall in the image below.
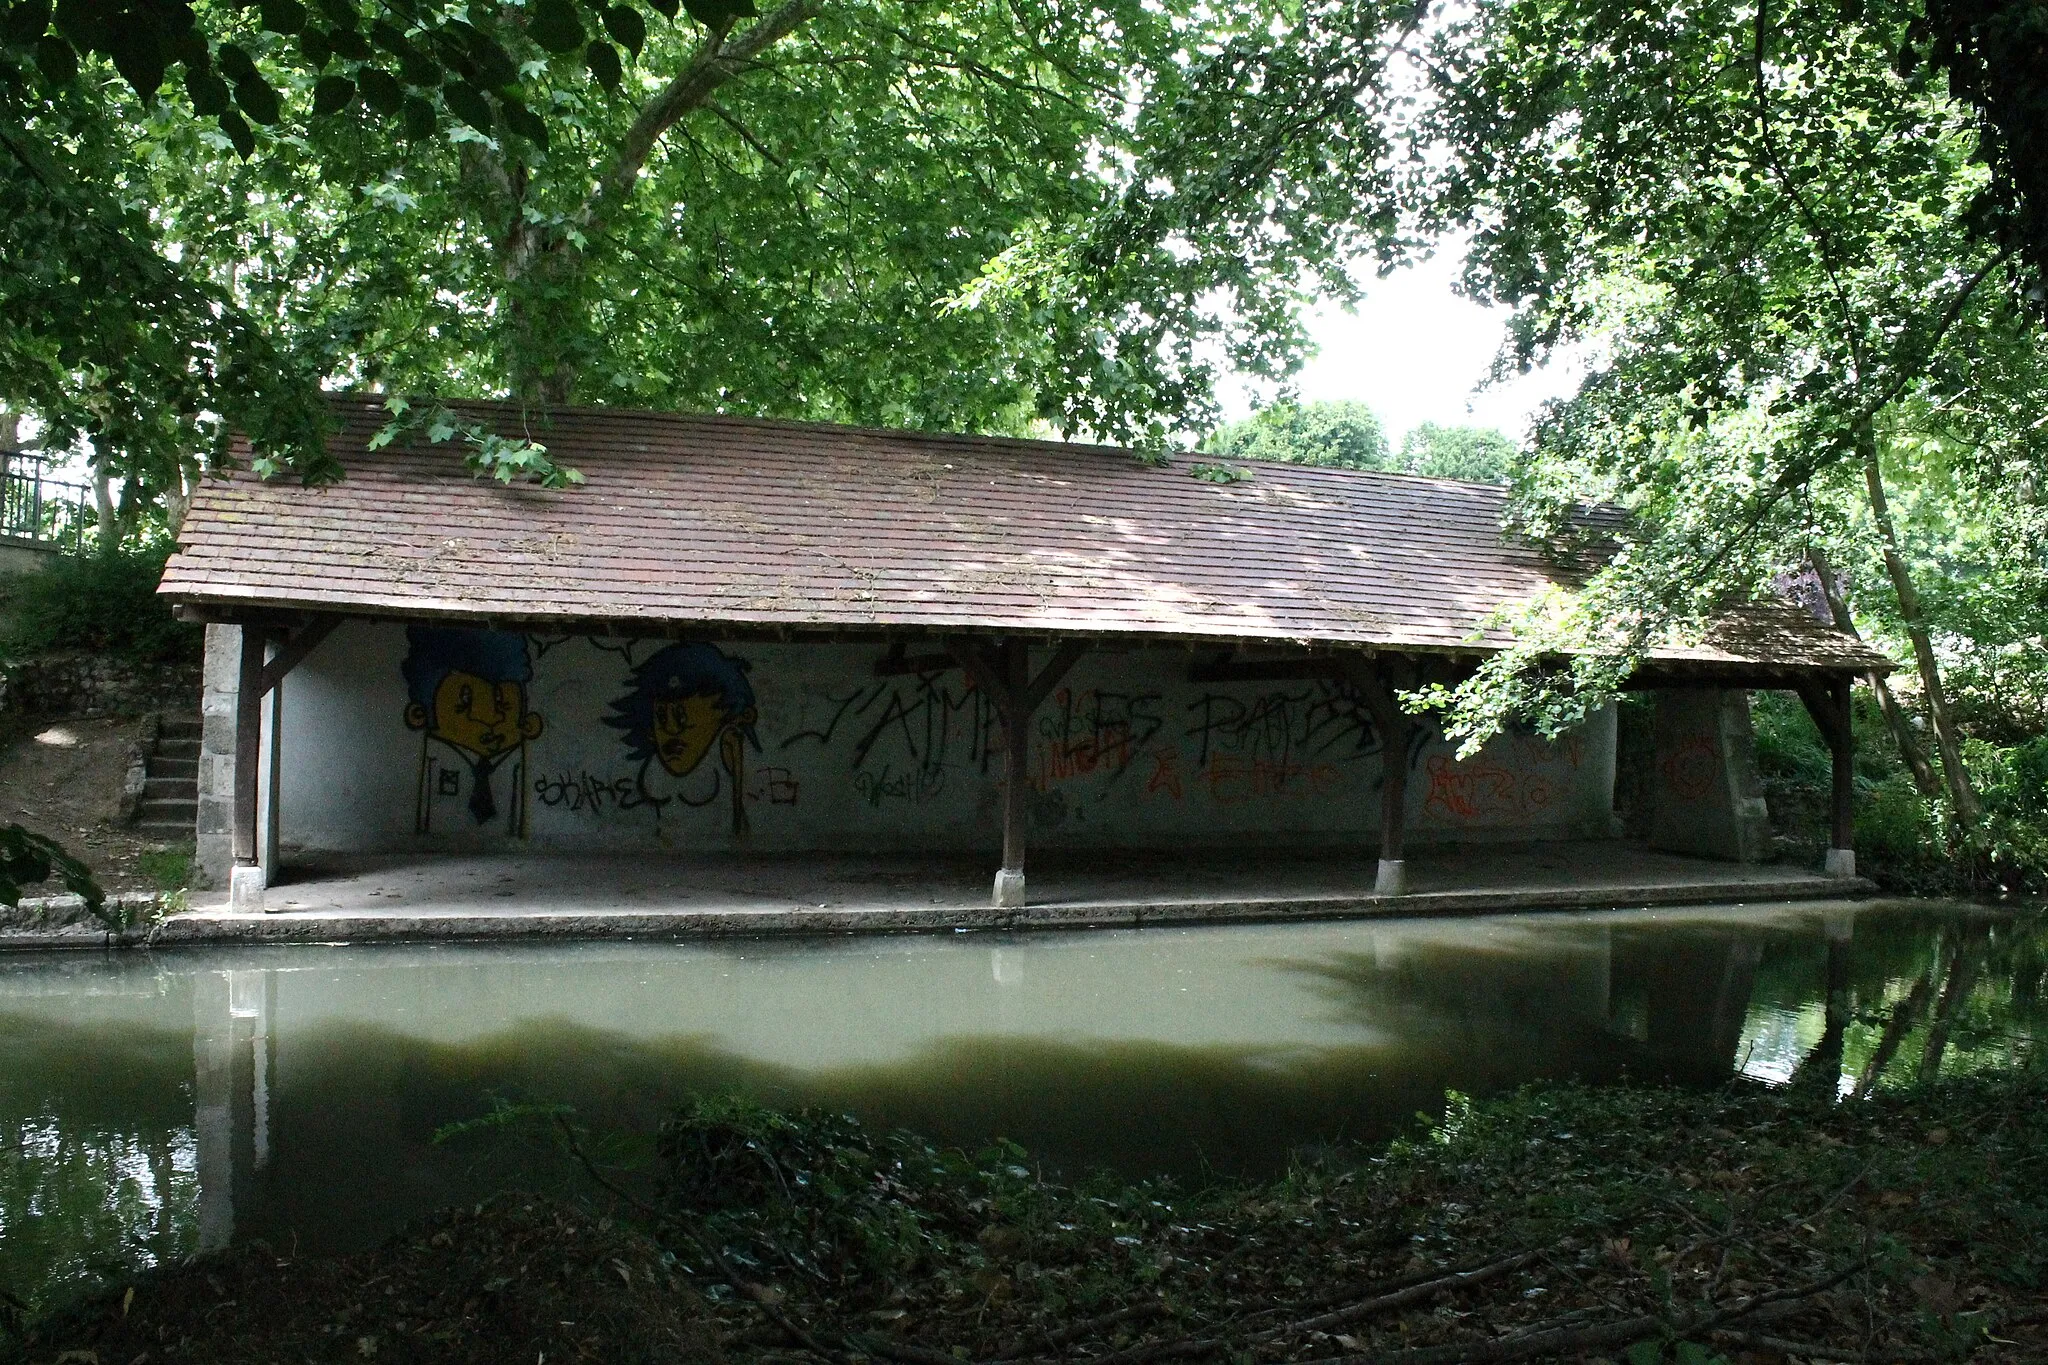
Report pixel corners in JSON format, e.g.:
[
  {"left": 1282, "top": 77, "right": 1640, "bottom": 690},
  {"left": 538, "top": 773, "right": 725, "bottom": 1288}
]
[
  {"left": 1177, "top": 683, "right": 1396, "bottom": 806},
  {"left": 1034, "top": 688, "right": 1165, "bottom": 790},
  {"left": 402, "top": 626, "right": 545, "bottom": 835},
  {"left": 1660, "top": 735, "right": 1720, "bottom": 802},
  {"left": 784, "top": 672, "right": 1418, "bottom": 815},
  {"left": 781, "top": 673, "right": 997, "bottom": 808},
  {"left": 603, "top": 642, "right": 761, "bottom": 835},
  {"left": 1422, "top": 730, "right": 1585, "bottom": 824}
]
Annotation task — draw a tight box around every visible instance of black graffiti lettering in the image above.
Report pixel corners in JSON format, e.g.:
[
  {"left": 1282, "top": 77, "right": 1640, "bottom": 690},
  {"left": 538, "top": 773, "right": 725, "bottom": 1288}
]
[
  {"left": 533, "top": 771, "right": 650, "bottom": 814},
  {"left": 782, "top": 677, "right": 996, "bottom": 785},
  {"left": 853, "top": 763, "right": 948, "bottom": 807},
  {"left": 1037, "top": 688, "right": 1166, "bottom": 788},
  {"left": 1184, "top": 683, "right": 1383, "bottom": 767}
]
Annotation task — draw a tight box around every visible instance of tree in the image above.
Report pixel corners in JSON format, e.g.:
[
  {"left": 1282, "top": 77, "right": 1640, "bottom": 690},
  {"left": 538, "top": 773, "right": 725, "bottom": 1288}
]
[
  {"left": 1206, "top": 403, "right": 1521, "bottom": 483},
  {"left": 1397, "top": 422, "right": 1514, "bottom": 482},
  {"left": 1, "top": 0, "right": 1426, "bottom": 505},
  {"left": 1205, "top": 401, "right": 1390, "bottom": 469},
  {"left": 1385, "top": 0, "right": 2048, "bottom": 847}
]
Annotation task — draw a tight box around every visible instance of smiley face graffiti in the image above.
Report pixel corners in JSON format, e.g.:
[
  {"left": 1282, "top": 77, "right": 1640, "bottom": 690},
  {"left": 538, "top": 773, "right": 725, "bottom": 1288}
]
[
  {"left": 605, "top": 642, "right": 759, "bottom": 835},
  {"left": 401, "top": 626, "right": 544, "bottom": 833}
]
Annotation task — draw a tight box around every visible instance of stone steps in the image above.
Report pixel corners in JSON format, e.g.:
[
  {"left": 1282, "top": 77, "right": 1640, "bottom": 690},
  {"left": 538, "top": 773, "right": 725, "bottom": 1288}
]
[{"left": 133, "top": 714, "right": 202, "bottom": 843}]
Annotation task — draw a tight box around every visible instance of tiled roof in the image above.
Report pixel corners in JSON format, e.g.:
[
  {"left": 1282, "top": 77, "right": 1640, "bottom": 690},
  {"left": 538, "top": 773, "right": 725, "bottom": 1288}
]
[{"left": 160, "top": 398, "right": 1886, "bottom": 673}]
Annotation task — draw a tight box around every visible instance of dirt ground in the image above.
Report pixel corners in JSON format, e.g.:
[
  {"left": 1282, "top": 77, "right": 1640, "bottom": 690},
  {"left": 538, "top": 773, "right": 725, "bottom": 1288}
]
[{"left": 0, "top": 714, "right": 186, "bottom": 895}]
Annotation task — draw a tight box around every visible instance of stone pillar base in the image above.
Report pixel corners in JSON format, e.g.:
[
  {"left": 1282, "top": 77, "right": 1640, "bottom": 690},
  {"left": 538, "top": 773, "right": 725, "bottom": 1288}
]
[
  {"left": 228, "top": 862, "right": 267, "bottom": 914},
  {"left": 992, "top": 868, "right": 1026, "bottom": 909},
  {"left": 1823, "top": 848, "right": 1857, "bottom": 879},
  {"left": 1374, "top": 859, "right": 1407, "bottom": 895}
]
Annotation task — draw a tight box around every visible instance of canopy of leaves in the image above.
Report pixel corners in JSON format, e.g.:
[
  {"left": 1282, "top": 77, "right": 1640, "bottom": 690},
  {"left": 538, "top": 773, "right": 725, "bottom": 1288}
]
[
  {"left": 1397, "top": 422, "right": 1515, "bottom": 482},
  {"left": 1204, "top": 400, "right": 1390, "bottom": 469},
  {"left": 1, "top": 0, "right": 1423, "bottom": 503},
  {"left": 1911, "top": 0, "right": 2048, "bottom": 303},
  {"left": 1396, "top": 0, "right": 2048, "bottom": 747}
]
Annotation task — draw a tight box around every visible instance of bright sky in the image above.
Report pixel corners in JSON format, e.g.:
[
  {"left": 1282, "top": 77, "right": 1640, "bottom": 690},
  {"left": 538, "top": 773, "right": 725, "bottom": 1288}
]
[{"left": 1223, "top": 248, "right": 1587, "bottom": 446}]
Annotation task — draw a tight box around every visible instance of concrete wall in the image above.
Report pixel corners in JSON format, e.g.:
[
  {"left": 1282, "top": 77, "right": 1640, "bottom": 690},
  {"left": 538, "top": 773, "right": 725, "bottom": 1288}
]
[
  {"left": 207, "top": 622, "right": 1619, "bottom": 863},
  {"left": 1648, "top": 689, "right": 1772, "bottom": 863},
  {"left": 196, "top": 626, "right": 241, "bottom": 890},
  {"left": 0, "top": 535, "right": 58, "bottom": 578}
]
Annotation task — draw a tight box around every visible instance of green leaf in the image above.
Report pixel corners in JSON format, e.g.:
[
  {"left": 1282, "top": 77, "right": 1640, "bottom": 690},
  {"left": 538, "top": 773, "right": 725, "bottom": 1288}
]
[
  {"left": 217, "top": 107, "right": 255, "bottom": 157},
  {"left": 315, "top": 0, "right": 358, "bottom": 26},
  {"left": 325, "top": 25, "right": 371, "bottom": 60},
  {"left": 234, "top": 73, "right": 282, "bottom": 126},
  {"left": 105, "top": 23, "right": 169, "bottom": 99},
  {"left": 33, "top": 32, "right": 77, "bottom": 84},
  {"left": 186, "top": 66, "right": 232, "bottom": 115},
  {"left": 500, "top": 95, "right": 549, "bottom": 147},
  {"left": 443, "top": 81, "right": 493, "bottom": 132},
  {"left": 585, "top": 38, "right": 620, "bottom": 89},
  {"left": 401, "top": 94, "right": 435, "bottom": 139},
  {"left": 0, "top": 824, "right": 104, "bottom": 918},
  {"left": 3, "top": 0, "right": 53, "bottom": 44},
  {"left": 463, "top": 29, "right": 520, "bottom": 88},
  {"left": 311, "top": 73, "right": 355, "bottom": 116},
  {"left": 601, "top": 4, "right": 645, "bottom": 56},
  {"left": 356, "top": 65, "right": 404, "bottom": 114},
  {"left": 214, "top": 41, "right": 256, "bottom": 82},
  {"left": 299, "top": 26, "right": 331, "bottom": 67},
  {"left": 642, "top": 0, "right": 677, "bottom": 17},
  {"left": 257, "top": 0, "right": 307, "bottom": 35},
  {"left": 528, "top": 0, "right": 584, "bottom": 53},
  {"left": 681, "top": 0, "right": 754, "bottom": 26}
]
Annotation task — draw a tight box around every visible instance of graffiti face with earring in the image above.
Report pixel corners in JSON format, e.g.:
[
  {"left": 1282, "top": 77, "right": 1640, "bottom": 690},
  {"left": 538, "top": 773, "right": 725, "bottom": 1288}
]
[{"left": 606, "top": 642, "right": 759, "bottom": 836}]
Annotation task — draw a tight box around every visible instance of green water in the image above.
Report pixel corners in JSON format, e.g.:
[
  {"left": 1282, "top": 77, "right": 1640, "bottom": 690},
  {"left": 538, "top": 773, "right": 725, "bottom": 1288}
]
[{"left": 1, "top": 900, "right": 2040, "bottom": 1311}]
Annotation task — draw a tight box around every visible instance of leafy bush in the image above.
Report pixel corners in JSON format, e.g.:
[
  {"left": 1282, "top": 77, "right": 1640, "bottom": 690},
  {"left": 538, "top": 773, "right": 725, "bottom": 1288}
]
[
  {"left": 1973, "top": 736, "right": 2048, "bottom": 894},
  {"left": 0, "top": 543, "right": 198, "bottom": 663}
]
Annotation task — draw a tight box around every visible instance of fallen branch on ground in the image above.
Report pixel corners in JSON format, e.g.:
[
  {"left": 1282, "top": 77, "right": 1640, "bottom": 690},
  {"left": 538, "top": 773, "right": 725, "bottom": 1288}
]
[
  {"left": 1297, "top": 1257, "right": 1867, "bottom": 1365},
  {"left": 1074, "top": 1249, "right": 1542, "bottom": 1365},
  {"left": 993, "top": 1300, "right": 1172, "bottom": 1360}
]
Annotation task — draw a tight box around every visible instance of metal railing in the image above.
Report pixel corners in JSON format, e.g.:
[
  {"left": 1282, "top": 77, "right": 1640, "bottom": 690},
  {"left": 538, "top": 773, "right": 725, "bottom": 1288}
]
[{"left": 0, "top": 451, "right": 95, "bottom": 554}]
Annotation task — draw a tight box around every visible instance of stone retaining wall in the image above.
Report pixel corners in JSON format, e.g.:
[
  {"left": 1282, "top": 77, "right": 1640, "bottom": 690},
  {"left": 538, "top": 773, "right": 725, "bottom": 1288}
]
[{"left": 0, "top": 651, "right": 201, "bottom": 719}]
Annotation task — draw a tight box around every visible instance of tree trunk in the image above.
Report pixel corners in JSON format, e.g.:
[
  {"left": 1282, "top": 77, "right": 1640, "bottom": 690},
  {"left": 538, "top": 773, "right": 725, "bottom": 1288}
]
[
  {"left": 1805, "top": 546, "right": 1940, "bottom": 797},
  {"left": 469, "top": 1, "right": 821, "bottom": 402},
  {"left": 92, "top": 466, "right": 117, "bottom": 542},
  {"left": 162, "top": 462, "right": 195, "bottom": 536},
  {"left": 1857, "top": 423, "right": 1982, "bottom": 831}
]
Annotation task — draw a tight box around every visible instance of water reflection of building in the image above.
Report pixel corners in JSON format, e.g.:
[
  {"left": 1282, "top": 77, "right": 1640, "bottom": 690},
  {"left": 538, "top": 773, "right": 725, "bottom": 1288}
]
[{"left": 192, "top": 969, "right": 273, "bottom": 1252}]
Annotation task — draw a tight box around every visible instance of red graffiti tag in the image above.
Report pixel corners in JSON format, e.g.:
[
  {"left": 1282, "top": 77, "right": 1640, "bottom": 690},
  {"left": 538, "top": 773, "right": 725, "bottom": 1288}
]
[{"left": 1660, "top": 736, "right": 1719, "bottom": 802}]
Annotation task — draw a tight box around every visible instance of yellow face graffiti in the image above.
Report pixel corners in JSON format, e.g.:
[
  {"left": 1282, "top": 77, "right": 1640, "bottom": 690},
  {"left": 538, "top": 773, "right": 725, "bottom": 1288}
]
[
  {"left": 405, "top": 670, "right": 545, "bottom": 760},
  {"left": 650, "top": 693, "right": 754, "bottom": 777}
]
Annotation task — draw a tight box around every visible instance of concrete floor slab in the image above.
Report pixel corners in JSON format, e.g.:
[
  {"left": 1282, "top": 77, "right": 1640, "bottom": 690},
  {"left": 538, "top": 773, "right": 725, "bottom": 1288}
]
[{"left": 123, "top": 842, "right": 1876, "bottom": 945}]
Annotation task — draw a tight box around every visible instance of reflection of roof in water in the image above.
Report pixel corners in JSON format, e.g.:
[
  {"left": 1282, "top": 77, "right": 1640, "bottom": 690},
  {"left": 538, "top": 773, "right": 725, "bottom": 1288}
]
[{"left": 162, "top": 397, "right": 1888, "bottom": 675}]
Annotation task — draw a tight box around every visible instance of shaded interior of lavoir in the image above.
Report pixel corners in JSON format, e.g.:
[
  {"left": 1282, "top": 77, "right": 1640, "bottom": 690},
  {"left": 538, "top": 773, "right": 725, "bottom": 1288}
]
[{"left": 2, "top": 901, "right": 2041, "bottom": 1312}]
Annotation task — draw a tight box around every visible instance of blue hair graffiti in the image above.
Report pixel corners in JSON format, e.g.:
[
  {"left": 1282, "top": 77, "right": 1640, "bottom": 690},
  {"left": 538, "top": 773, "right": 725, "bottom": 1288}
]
[
  {"left": 402, "top": 627, "right": 534, "bottom": 720},
  {"left": 605, "top": 642, "right": 758, "bottom": 765}
]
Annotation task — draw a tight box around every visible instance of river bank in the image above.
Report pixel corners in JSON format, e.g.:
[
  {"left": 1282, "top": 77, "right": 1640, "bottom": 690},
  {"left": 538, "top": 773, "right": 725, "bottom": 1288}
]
[{"left": 12, "top": 1068, "right": 2046, "bottom": 1364}]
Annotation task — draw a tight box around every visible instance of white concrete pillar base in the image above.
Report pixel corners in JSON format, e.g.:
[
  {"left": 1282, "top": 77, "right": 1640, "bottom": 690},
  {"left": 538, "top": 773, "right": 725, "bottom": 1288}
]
[
  {"left": 1823, "top": 848, "right": 1857, "bottom": 879},
  {"left": 992, "top": 868, "right": 1026, "bottom": 909},
  {"left": 1374, "top": 859, "right": 1408, "bottom": 895},
  {"left": 228, "top": 863, "right": 267, "bottom": 914}
]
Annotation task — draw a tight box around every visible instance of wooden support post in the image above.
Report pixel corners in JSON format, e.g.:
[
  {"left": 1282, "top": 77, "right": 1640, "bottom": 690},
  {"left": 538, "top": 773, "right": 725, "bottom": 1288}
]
[
  {"left": 230, "top": 626, "right": 267, "bottom": 913},
  {"left": 1797, "top": 675, "right": 1857, "bottom": 879},
  {"left": 999, "top": 639, "right": 1030, "bottom": 903},
  {"left": 948, "top": 636, "right": 1087, "bottom": 909},
  {"left": 1346, "top": 656, "right": 1414, "bottom": 895}
]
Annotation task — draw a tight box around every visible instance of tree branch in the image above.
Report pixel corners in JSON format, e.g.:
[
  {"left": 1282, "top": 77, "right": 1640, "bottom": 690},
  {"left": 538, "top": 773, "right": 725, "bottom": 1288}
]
[{"left": 580, "top": 0, "right": 824, "bottom": 236}]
